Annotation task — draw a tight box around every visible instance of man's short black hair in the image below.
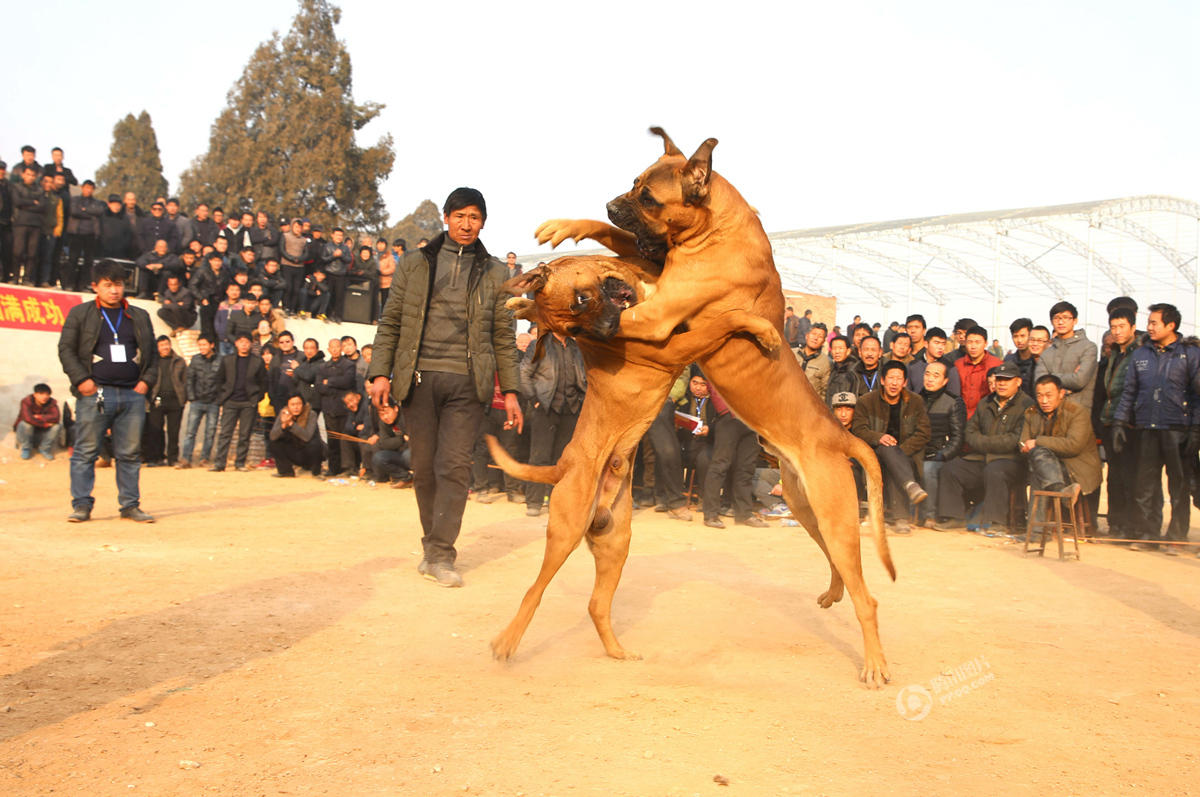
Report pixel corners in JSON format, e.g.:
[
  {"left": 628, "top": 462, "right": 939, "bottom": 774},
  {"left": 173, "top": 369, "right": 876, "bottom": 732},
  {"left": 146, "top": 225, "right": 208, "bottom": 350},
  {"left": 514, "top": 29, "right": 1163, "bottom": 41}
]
[
  {"left": 1149, "top": 302, "right": 1182, "bottom": 332},
  {"left": 859, "top": 334, "right": 881, "bottom": 348},
  {"left": 377, "top": 238, "right": 388, "bottom": 247},
  {"left": 1009, "top": 318, "right": 1033, "bottom": 336},
  {"left": 829, "top": 335, "right": 850, "bottom": 348},
  {"left": 198, "top": 333, "right": 214, "bottom": 344},
  {"left": 278, "top": 329, "right": 294, "bottom": 340},
  {"left": 51, "top": 146, "right": 62, "bottom": 154},
  {"left": 1107, "top": 296, "right": 1138, "bottom": 314},
  {"left": 82, "top": 179, "right": 95, "bottom": 188},
  {"left": 1031, "top": 324, "right": 1050, "bottom": 337},
  {"left": 235, "top": 333, "right": 252, "bottom": 343},
  {"left": 905, "top": 313, "right": 926, "bottom": 328},
  {"left": 21, "top": 145, "right": 35, "bottom": 154},
  {"left": 1049, "top": 300, "right": 1078, "bottom": 320},
  {"left": 965, "top": 325, "right": 989, "bottom": 341},
  {"left": 1035, "top": 374, "right": 1064, "bottom": 390},
  {"left": 166, "top": 197, "right": 179, "bottom": 205},
  {"left": 953, "top": 317, "right": 977, "bottom": 333},
  {"left": 340, "top": 335, "right": 356, "bottom": 345},
  {"left": 443, "top": 187, "right": 487, "bottom": 220},
  {"left": 394, "top": 238, "right": 407, "bottom": 250},
  {"left": 891, "top": 331, "right": 911, "bottom": 344},
  {"left": 33, "top": 383, "right": 51, "bottom": 394},
  {"left": 91, "top": 259, "right": 127, "bottom": 284},
  {"left": 1108, "top": 307, "right": 1136, "bottom": 327},
  {"left": 926, "top": 326, "right": 947, "bottom": 342},
  {"left": 811, "top": 322, "right": 828, "bottom": 333},
  {"left": 208, "top": 252, "right": 223, "bottom": 261},
  {"left": 156, "top": 334, "right": 170, "bottom": 344},
  {"left": 882, "top": 360, "right": 907, "bottom": 378},
  {"left": 213, "top": 205, "right": 224, "bottom": 214}
]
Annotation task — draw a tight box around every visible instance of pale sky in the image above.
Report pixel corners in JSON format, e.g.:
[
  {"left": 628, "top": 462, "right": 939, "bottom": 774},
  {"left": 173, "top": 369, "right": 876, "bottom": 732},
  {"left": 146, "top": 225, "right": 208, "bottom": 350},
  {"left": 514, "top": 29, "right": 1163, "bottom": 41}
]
[{"left": 4, "top": 0, "right": 1197, "bottom": 313}]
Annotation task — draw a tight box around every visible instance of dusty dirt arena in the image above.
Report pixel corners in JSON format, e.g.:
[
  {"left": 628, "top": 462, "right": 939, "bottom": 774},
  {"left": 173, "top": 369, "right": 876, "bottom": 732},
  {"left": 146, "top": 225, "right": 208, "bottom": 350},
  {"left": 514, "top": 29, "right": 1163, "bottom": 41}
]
[{"left": 1, "top": 456, "right": 1199, "bottom": 796}]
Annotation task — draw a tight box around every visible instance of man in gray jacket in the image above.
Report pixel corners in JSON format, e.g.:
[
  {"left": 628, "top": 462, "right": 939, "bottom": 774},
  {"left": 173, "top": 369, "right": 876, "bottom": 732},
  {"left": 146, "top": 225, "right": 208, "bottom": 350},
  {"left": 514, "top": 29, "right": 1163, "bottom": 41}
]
[
  {"left": 1035, "top": 300, "right": 1098, "bottom": 413},
  {"left": 520, "top": 331, "right": 586, "bottom": 516},
  {"left": 367, "top": 187, "right": 522, "bottom": 588}
]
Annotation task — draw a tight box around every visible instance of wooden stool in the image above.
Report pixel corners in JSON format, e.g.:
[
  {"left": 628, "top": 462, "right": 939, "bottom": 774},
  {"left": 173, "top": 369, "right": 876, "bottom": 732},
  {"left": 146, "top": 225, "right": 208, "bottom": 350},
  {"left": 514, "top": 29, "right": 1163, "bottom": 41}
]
[{"left": 1024, "top": 483, "right": 1084, "bottom": 560}]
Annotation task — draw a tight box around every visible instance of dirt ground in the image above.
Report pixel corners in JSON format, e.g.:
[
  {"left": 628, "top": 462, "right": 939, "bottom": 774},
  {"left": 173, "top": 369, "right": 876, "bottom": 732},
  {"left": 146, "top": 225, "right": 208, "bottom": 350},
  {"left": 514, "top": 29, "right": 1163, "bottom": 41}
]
[{"left": 2, "top": 455, "right": 1199, "bottom": 796}]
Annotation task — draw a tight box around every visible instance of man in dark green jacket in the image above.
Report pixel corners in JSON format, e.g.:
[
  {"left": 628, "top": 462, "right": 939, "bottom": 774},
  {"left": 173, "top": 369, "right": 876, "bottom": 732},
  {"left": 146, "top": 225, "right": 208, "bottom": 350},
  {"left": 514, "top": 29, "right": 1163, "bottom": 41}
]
[{"left": 367, "top": 187, "right": 522, "bottom": 588}]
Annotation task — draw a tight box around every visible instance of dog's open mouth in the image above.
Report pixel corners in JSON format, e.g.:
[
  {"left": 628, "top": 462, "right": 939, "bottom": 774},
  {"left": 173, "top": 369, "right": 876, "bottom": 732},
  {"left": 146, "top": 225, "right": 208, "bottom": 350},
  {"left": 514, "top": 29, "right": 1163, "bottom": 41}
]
[{"left": 601, "top": 277, "right": 637, "bottom": 311}]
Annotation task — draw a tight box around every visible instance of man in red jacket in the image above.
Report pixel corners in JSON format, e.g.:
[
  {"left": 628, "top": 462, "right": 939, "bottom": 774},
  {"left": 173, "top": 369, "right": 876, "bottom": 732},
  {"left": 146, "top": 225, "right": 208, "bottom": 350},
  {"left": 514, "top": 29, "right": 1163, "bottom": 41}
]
[
  {"left": 15, "top": 383, "right": 60, "bottom": 460},
  {"left": 955, "top": 325, "right": 1002, "bottom": 418}
]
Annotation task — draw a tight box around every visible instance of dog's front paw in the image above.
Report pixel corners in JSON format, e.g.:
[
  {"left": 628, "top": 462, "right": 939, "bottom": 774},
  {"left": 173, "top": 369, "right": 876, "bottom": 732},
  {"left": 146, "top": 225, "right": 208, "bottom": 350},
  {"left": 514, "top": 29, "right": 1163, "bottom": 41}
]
[
  {"left": 755, "top": 325, "right": 783, "bottom": 352},
  {"left": 860, "top": 655, "right": 891, "bottom": 689},
  {"left": 535, "top": 219, "right": 594, "bottom": 248},
  {"left": 491, "top": 633, "right": 519, "bottom": 662}
]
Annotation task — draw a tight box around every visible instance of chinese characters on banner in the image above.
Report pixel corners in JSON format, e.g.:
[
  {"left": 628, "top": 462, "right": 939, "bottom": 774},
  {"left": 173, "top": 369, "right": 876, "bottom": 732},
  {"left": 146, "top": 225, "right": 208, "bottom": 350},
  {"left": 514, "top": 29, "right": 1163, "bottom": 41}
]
[{"left": 0, "top": 285, "right": 83, "bottom": 331}]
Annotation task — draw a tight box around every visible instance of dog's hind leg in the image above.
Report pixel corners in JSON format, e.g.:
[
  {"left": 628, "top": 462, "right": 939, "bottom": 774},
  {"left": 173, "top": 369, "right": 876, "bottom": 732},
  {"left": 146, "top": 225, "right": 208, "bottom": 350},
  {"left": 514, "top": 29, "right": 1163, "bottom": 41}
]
[
  {"left": 779, "top": 462, "right": 843, "bottom": 609},
  {"left": 491, "top": 457, "right": 600, "bottom": 661},
  {"left": 584, "top": 451, "right": 640, "bottom": 660}
]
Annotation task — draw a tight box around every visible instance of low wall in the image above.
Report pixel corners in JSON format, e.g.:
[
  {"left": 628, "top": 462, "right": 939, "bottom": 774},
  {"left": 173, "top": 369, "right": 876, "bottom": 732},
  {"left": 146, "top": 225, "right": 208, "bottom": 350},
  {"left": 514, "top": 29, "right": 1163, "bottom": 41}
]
[{"left": 0, "top": 284, "right": 378, "bottom": 447}]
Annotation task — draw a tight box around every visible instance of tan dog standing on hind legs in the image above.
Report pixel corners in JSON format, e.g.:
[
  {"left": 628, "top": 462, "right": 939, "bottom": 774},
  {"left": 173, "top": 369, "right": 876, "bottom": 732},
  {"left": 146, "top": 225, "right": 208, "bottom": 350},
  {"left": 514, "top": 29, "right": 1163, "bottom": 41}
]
[
  {"left": 487, "top": 255, "right": 782, "bottom": 662},
  {"left": 530, "top": 128, "right": 895, "bottom": 687}
]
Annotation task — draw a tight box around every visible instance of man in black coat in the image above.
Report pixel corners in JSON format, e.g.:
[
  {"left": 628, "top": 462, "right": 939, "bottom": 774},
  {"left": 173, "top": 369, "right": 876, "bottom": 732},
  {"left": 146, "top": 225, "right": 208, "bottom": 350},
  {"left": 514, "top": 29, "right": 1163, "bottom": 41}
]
[
  {"left": 99, "top": 194, "right": 135, "bottom": 259},
  {"left": 315, "top": 337, "right": 357, "bottom": 475},
  {"left": 209, "top": 333, "right": 267, "bottom": 471}
]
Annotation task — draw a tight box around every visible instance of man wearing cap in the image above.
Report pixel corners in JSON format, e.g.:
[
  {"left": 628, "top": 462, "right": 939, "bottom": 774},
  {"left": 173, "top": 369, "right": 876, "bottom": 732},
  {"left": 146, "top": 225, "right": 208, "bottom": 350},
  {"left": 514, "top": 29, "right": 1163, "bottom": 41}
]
[
  {"left": 935, "top": 360, "right": 1034, "bottom": 533},
  {"left": 367, "top": 187, "right": 522, "bottom": 588},
  {"left": 851, "top": 360, "right": 930, "bottom": 534},
  {"left": 830, "top": 390, "right": 867, "bottom": 502}
]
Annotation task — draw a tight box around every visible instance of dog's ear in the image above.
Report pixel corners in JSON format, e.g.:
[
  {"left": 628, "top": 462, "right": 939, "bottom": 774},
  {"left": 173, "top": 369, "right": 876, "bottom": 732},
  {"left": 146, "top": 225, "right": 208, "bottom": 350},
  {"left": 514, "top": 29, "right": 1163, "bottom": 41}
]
[
  {"left": 503, "top": 264, "right": 549, "bottom": 296},
  {"left": 682, "top": 137, "right": 718, "bottom": 205},
  {"left": 505, "top": 296, "right": 538, "bottom": 320},
  {"left": 649, "top": 126, "right": 682, "bottom": 157}
]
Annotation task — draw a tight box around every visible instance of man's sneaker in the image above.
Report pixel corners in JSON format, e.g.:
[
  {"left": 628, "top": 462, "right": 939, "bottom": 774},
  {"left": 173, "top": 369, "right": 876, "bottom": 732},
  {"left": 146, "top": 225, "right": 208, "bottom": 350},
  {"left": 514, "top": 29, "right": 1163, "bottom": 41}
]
[
  {"left": 1163, "top": 545, "right": 1180, "bottom": 557},
  {"left": 506, "top": 491, "right": 523, "bottom": 503},
  {"left": 67, "top": 507, "right": 91, "bottom": 523},
  {"left": 668, "top": 506, "right": 693, "bottom": 522},
  {"left": 175, "top": 460, "right": 191, "bottom": 469},
  {"left": 20, "top": 448, "right": 32, "bottom": 460},
  {"left": 120, "top": 506, "right": 155, "bottom": 523},
  {"left": 904, "top": 481, "right": 928, "bottom": 504},
  {"left": 654, "top": 504, "right": 670, "bottom": 513},
  {"left": 738, "top": 516, "right": 768, "bottom": 528},
  {"left": 1129, "top": 542, "right": 1158, "bottom": 552},
  {"left": 703, "top": 517, "right": 726, "bottom": 529},
  {"left": 761, "top": 503, "right": 792, "bottom": 518},
  {"left": 526, "top": 506, "right": 545, "bottom": 517},
  {"left": 418, "top": 559, "right": 463, "bottom": 588}
]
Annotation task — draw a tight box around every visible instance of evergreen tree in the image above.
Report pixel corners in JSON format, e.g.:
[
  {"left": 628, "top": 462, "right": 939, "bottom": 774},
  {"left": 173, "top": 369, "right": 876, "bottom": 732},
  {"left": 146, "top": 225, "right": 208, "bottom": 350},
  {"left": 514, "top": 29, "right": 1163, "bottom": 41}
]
[
  {"left": 381, "top": 200, "right": 444, "bottom": 250},
  {"left": 95, "top": 111, "right": 169, "bottom": 201},
  {"left": 179, "top": 0, "right": 394, "bottom": 228}
]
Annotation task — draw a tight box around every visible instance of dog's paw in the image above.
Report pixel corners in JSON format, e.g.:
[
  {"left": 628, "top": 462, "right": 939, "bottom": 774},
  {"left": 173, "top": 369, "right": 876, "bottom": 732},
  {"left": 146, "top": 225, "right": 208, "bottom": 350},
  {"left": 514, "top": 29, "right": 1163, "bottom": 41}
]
[
  {"left": 755, "top": 325, "right": 783, "bottom": 352},
  {"left": 535, "top": 219, "right": 594, "bottom": 248},
  {"left": 816, "top": 584, "right": 844, "bottom": 609},
  {"left": 860, "top": 657, "right": 891, "bottom": 689},
  {"left": 490, "top": 635, "right": 519, "bottom": 662},
  {"left": 606, "top": 647, "right": 643, "bottom": 661}
]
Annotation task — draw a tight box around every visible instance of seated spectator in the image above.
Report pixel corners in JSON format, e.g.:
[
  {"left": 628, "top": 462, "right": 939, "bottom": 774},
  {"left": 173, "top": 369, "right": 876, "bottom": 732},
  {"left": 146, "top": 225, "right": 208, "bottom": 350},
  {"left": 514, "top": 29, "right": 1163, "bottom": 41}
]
[
  {"left": 305, "top": 269, "right": 331, "bottom": 319},
  {"left": 850, "top": 360, "right": 930, "bottom": 534},
  {"left": 796, "top": 322, "right": 829, "bottom": 398},
  {"left": 955, "top": 325, "right": 1002, "bottom": 418},
  {"left": 157, "top": 274, "right": 197, "bottom": 333},
  {"left": 918, "top": 361, "right": 966, "bottom": 526},
  {"left": 255, "top": 258, "right": 286, "bottom": 308},
  {"left": 135, "top": 239, "right": 178, "bottom": 298},
  {"left": 225, "top": 292, "right": 263, "bottom": 352},
  {"left": 250, "top": 319, "right": 279, "bottom": 360},
  {"left": 257, "top": 296, "right": 287, "bottom": 336},
  {"left": 1004, "top": 318, "right": 1037, "bottom": 396},
  {"left": 947, "top": 317, "right": 977, "bottom": 363},
  {"left": 825, "top": 335, "right": 856, "bottom": 404},
  {"left": 935, "top": 361, "right": 1034, "bottom": 534},
  {"left": 907, "top": 326, "right": 961, "bottom": 397},
  {"left": 1019, "top": 374, "right": 1102, "bottom": 500},
  {"left": 14, "top": 383, "right": 60, "bottom": 460},
  {"left": 341, "top": 389, "right": 371, "bottom": 474},
  {"left": 268, "top": 394, "right": 325, "bottom": 477},
  {"left": 365, "top": 401, "right": 412, "bottom": 485}
]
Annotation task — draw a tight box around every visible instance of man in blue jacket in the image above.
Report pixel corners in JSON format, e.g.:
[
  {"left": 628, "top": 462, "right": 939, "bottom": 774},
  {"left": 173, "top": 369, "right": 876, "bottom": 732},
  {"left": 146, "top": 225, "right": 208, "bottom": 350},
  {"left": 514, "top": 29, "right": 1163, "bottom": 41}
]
[{"left": 1113, "top": 303, "right": 1200, "bottom": 554}]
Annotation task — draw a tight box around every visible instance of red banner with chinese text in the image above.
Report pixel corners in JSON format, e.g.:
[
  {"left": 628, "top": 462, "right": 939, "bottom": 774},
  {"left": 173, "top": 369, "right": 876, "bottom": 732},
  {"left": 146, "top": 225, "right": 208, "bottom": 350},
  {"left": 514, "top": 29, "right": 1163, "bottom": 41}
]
[{"left": 0, "top": 285, "right": 83, "bottom": 331}]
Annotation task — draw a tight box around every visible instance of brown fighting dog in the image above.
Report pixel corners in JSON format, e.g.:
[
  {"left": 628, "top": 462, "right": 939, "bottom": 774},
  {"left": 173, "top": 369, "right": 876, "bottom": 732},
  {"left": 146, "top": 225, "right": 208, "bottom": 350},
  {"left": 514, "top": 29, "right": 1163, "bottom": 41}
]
[
  {"left": 528, "top": 128, "right": 894, "bottom": 687},
  {"left": 488, "top": 255, "right": 782, "bottom": 662}
]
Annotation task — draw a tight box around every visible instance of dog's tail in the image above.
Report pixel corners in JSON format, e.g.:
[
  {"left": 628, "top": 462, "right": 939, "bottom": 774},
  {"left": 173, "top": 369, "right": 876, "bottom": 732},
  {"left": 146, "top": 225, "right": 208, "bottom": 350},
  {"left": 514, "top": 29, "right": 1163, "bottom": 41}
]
[
  {"left": 485, "top": 434, "right": 561, "bottom": 485},
  {"left": 845, "top": 435, "right": 896, "bottom": 581}
]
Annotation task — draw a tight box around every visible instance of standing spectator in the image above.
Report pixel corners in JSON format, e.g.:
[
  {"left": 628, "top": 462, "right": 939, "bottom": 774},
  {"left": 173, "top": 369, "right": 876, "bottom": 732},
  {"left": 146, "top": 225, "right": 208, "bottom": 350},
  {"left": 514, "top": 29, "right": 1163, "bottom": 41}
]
[
  {"left": 851, "top": 360, "right": 931, "bottom": 534},
  {"left": 918, "top": 361, "right": 965, "bottom": 527},
  {"left": 14, "top": 383, "right": 61, "bottom": 460},
  {"left": 882, "top": 332, "right": 914, "bottom": 365},
  {"left": 520, "top": 331, "right": 587, "bottom": 517},
  {"left": 1113, "top": 303, "right": 1200, "bottom": 554},
  {"left": 57, "top": 259, "right": 157, "bottom": 523},
  {"left": 678, "top": 371, "right": 717, "bottom": 515},
  {"left": 255, "top": 258, "right": 286, "bottom": 308},
  {"left": 250, "top": 211, "right": 279, "bottom": 262},
  {"left": 954, "top": 325, "right": 1002, "bottom": 418},
  {"left": 157, "top": 274, "right": 197, "bottom": 332},
  {"left": 1095, "top": 306, "right": 1144, "bottom": 540},
  {"left": 190, "top": 252, "right": 229, "bottom": 343},
  {"left": 268, "top": 394, "right": 324, "bottom": 478},
  {"left": 137, "top": 200, "right": 179, "bottom": 256},
  {"left": 224, "top": 292, "right": 263, "bottom": 351},
  {"left": 908, "top": 326, "right": 961, "bottom": 397},
  {"left": 9, "top": 145, "right": 41, "bottom": 183},
  {"left": 366, "top": 186, "right": 523, "bottom": 588},
  {"left": 214, "top": 283, "right": 245, "bottom": 355},
  {"left": 947, "top": 318, "right": 977, "bottom": 363},
  {"left": 35, "top": 174, "right": 64, "bottom": 287},
  {"left": 825, "top": 335, "right": 857, "bottom": 404},
  {"left": 1004, "top": 318, "right": 1037, "bottom": 396},
  {"left": 703, "top": 383, "right": 766, "bottom": 529},
  {"left": 64, "top": 180, "right": 104, "bottom": 291},
  {"left": 645, "top": 371, "right": 691, "bottom": 520},
  {"left": 1035, "top": 301, "right": 1098, "bottom": 413},
  {"left": 377, "top": 241, "right": 395, "bottom": 319},
  {"left": 852, "top": 335, "right": 884, "bottom": 397},
  {"left": 210, "top": 333, "right": 267, "bottom": 472},
  {"left": 935, "top": 361, "right": 1033, "bottom": 533},
  {"left": 192, "top": 203, "right": 218, "bottom": 247},
  {"left": 783, "top": 306, "right": 801, "bottom": 348},
  {"left": 11, "top": 166, "right": 44, "bottom": 285},
  {"left": 348, "top": 245, "right": 379, "bottom": 321},
  {"left": 1019, "top": 374, "right": 1102, "bottom": 499},
  {"left": 796, "top": 322, "right": 829, "bottom": 398},
  {"left": 316, "top": 337, "right": 357, "bottom": 475},
  {"left": 280, "top": 218, "right": 308, "bottom": 313},
  {"left": 99, "top": 193, "right": 134, "bottom": 259},
  {"left": 905, "top": 314, "right": 928, "bottom": 359},
  {"left": 164, "top": 198, "right": 194, "bottom": 253},
  {"left": 42, "top": 147, "right": 76, "bottom": 187},
  {"left": 989, "top": 339, "right": 1005, "bottom": 358},
  {"left": 0, "top": 161, "right": 12, "bottom": 283},
  {"left": 319, "top": 228, "right": 352, "bottom": 320},
  {"left": 143, "top": 336, "right": 187, "bottom": 467},
  {"left": 178, "top": 334, "right": 223, "bottom": 469},
  {"left": 121, "top": 192, "right": 146, "bottom": 255}
]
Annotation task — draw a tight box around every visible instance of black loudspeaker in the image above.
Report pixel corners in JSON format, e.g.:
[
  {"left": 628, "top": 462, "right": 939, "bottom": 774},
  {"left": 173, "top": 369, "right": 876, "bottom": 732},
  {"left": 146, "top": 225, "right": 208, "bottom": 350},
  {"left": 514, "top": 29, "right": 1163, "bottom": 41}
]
[{"left": 344, "top": 283, "right": 373, "bottom": 324}]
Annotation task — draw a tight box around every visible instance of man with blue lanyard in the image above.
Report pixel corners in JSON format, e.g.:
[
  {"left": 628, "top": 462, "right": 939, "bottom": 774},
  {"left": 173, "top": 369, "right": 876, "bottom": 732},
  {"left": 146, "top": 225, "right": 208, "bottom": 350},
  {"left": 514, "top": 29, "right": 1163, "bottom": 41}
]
[
  {"left": 853, "top": 335, "right": 883, "bottom": 398},
  {"left": 58, "top": 259, "right": 157, "bottom": 522}
]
